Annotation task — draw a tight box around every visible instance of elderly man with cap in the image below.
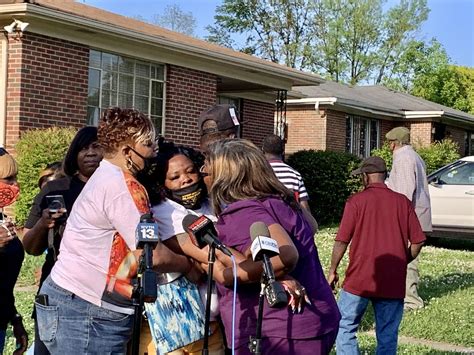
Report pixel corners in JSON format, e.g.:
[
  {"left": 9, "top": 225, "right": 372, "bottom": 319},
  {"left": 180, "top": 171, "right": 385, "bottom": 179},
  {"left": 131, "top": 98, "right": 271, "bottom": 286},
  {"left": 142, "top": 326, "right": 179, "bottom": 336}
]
[
  {"left": 327, "top": 156, "right": 426, "bottom": 355},
  {"left": 385, "top": 126, "right": 432, "bottom": 311},
  {"left": 198, "top": 104, "right": 240, "bottom": 152}
]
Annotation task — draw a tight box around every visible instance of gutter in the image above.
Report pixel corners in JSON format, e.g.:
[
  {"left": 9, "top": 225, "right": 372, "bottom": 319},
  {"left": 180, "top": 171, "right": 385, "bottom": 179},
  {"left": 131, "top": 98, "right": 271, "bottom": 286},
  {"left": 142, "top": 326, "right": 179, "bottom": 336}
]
[
  {"left": 0, "top": 3, "right": 323, "bottom": 86},
  {"left": 286, "top": 97, "right": 337, "bottom": 111},
  {"left": 0, "top": 33, "right": 7, "bottom": 147}
]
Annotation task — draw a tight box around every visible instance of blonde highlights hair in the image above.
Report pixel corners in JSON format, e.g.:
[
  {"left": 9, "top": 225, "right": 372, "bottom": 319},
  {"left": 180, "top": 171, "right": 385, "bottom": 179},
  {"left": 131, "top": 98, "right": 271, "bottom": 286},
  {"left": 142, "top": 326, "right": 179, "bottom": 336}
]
[
  {"left": 98, "top": 107, "right": 155, "bottom": 156},
  {"left": 207, "top": 139, "right": 298, "bottom": 215}
]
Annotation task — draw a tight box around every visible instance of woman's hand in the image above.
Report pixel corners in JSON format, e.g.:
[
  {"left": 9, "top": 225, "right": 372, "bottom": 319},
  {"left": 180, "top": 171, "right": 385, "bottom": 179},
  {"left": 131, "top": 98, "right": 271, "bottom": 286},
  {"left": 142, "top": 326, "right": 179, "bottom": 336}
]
[
  {"left": 39, "top": 208, "right": 66, "bottom": 229},
  {"left": 0, "top": 220, "right": 16, "bottom": 248},
  {"left": 184, "top": 258, "right": 205, "bottom": 284},
  {"left": 280, "top": 275, "right": 311, "bottom": 314},
  {"left": 12, "top": 317, "right": 28, "bottom": 354}
]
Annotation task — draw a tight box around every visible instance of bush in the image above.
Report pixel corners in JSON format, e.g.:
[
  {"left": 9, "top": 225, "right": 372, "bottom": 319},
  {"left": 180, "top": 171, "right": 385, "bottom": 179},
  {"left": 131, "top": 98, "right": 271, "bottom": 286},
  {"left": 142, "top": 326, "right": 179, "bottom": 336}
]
[
  {"left": 372, "top": 139, "right": 460, "bottom": 174},
  {"left": 14, "top": 127, "right": 77, "bottom": 226},
  {"left": 287, "top": 150, "right": 361, "bottom": 225},
  {"left": 416, "top": 139, "right": 460, "bottom": 174}
]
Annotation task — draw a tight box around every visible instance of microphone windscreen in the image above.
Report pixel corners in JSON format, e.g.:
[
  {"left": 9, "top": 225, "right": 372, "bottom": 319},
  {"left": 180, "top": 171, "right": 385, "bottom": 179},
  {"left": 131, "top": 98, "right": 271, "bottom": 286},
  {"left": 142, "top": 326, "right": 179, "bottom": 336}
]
[
  {"left": 250, "top": 221, "right": 270, "bottom": 241},
  {"left": 140, "top": 213, "right": 153, "bottom": 222},
  {"left": 182, "top": 214, "right": 200, "bottom": 233}
]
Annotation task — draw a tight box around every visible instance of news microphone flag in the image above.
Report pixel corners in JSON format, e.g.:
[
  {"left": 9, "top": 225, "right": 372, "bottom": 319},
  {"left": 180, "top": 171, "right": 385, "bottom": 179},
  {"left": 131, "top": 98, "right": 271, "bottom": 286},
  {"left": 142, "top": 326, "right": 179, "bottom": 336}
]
[{"left": 136, "top": 213, "right": 159, "bottom": 249}]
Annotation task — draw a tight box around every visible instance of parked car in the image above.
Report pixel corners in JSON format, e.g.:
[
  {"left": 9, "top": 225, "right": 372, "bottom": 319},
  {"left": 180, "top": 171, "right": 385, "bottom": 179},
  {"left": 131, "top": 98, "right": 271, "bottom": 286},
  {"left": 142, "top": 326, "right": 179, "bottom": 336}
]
[{"left": 428, "top": 156, "right": 474, "bottom": 239}]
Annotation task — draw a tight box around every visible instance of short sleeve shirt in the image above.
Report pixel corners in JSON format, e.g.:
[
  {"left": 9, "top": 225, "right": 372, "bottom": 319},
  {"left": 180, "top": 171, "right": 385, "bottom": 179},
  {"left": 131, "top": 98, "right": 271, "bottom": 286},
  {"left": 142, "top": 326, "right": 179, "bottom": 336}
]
[
  {"left": 51, "top": 160, "right": 150, "bottom": 311},
  {"left": 336, "top": 183, "right": 426, "bottom": 299},
  {"left": 269, "top": 160, "right": 309, "bottom": 201}
]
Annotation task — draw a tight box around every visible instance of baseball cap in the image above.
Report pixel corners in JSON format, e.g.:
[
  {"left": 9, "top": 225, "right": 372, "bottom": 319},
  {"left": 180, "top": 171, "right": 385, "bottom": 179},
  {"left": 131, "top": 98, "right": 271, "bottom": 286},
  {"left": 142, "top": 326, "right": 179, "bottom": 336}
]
[
  {"left": 351, "top": 156, "right": 387, "bottom": 175},
  {"left": 198, "top": 104, "right": 240, "bottom": 136},
  {"left": 386, "top": 127, "right": 410, "bottom": 144}
]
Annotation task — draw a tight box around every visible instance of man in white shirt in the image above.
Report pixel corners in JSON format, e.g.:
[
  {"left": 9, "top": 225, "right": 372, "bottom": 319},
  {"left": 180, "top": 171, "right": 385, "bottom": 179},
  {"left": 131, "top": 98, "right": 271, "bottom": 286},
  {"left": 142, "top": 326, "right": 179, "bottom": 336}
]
[{"left": 386, "top": 126, "right": 432, "bottom": 310}]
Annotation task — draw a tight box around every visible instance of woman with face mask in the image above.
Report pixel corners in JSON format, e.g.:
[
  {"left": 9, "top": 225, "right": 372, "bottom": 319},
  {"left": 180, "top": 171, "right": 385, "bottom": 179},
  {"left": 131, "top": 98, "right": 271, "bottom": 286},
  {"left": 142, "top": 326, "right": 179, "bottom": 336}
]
[
  {"left": 137, "top": 142, "right": 224, "bottom": 355},
  {"left": 0, "top": 148, "right": 28, "bottom": 354},
  {"left": 35, "top": 108, "right": 191, "bottom": 354},
  {"left": 22, "top": 126, "right": 103, "bottom": 355}
]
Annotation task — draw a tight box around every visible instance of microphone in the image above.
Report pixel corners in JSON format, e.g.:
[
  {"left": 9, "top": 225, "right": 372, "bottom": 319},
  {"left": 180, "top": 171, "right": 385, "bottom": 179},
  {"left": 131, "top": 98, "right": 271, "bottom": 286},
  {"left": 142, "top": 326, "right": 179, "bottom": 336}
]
[
  {"left": 250, "top": 222, "right": 288, "bottom": 308},
  {"left": 182, "top": 214, "right": 232, "bottom": 257},
  {"left": 135, "top": 213, "right": 159, "bottom": 302}
]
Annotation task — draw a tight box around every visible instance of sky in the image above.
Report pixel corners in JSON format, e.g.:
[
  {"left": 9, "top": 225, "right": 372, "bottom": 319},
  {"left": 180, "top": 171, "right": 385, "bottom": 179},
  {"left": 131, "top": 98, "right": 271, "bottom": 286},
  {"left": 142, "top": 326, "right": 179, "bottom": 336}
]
[{"left": 82, "top": 0, "right": 474, "bottom": 67}]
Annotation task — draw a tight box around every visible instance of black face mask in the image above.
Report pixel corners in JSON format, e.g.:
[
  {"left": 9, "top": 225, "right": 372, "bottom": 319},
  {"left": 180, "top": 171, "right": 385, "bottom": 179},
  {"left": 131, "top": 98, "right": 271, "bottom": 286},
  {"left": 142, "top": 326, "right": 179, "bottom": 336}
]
[
  {"left": 127, "top": 146, "right": 156, "bottom": 175},
  {"left": 167, "top": 180, "right": 205, "bottom": 210}
]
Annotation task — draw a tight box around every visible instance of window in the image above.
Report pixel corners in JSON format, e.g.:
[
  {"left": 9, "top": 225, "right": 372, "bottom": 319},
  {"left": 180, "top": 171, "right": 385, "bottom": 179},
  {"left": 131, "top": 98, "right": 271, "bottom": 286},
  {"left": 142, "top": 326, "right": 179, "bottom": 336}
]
[
  {"left": 465, "top": 131, "right": 474, "bottom": 156},
  {"left": 345, "top": 115, "right": 379, "bottom": 158},
  {"left": 87, "top": 50, "right": 165, "bottom": 132},
  {"left": 438, "top": 162, "right": 474, "bottom": 185}
]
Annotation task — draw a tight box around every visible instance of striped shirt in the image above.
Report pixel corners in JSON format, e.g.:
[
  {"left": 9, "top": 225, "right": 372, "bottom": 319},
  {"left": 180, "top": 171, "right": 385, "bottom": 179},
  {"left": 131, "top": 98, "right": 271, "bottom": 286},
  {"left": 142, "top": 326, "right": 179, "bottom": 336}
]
[{"left": 269, "top": 160, "right": 309, "bottom": 201}]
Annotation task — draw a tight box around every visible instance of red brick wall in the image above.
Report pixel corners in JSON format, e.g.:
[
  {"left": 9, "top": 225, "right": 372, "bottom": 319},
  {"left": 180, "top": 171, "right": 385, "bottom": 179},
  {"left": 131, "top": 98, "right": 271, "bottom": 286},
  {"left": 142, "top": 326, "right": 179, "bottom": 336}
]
[
  {"left": 241, "top": 99, "right": 275, "bottom": 147},
  {"left": 164, "top": 65, "right": 217, "bottom": 147},
  {"left": 409, "top": 121, "right": 432, "bottom": 147},
  {"left": 325, "top": 109, "right": 347, "bottom": 152},
  {"left": 446, "top": 125, "right": 466, "bottom": 156},
  {"left": 5, "top": 33, "right": 88, "bottom": 150},
  {"left": 285, "top": 105, "right": 325, "bottom": 154},
  {"left": 380, "top": 120, "right": 397, "bottom": 144}
]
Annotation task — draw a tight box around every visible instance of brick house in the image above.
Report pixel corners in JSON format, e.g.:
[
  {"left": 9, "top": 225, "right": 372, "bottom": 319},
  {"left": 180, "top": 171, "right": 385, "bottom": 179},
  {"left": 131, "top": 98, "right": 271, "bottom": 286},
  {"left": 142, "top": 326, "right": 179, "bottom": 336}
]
[
  {"left": 286, "top": 81, "right": 474, "bottom": 157},
  {"left": 0, "top": 0, "right": 323, "bottom": 151}
]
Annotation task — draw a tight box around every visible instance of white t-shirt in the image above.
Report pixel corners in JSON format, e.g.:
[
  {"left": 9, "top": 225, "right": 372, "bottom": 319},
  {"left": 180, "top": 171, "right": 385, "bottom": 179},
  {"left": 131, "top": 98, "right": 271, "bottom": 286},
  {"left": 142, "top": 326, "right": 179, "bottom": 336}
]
[
  {"left": 51, "top": 160, "right": 150, "bottom": 312},
  {"left": 151, "top": 198, "right": 219, "bottom": 319}
]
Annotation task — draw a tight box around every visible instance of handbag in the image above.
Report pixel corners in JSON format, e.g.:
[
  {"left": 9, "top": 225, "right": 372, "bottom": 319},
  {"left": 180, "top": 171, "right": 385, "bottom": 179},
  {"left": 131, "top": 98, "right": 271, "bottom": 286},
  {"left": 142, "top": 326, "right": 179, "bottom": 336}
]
[{"left": 144, "top": 275, "right": 206, "bottom": 354}]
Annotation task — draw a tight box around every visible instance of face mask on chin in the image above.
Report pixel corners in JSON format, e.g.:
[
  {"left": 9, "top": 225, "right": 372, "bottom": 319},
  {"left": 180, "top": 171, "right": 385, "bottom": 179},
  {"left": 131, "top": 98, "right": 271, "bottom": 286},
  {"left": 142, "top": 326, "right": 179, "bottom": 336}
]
[
  {"left": 0, "top": 182, "right": 20, "bottom": 208},
  {"left": 167, "top": 180, "right": 205, "bottom": 210}
]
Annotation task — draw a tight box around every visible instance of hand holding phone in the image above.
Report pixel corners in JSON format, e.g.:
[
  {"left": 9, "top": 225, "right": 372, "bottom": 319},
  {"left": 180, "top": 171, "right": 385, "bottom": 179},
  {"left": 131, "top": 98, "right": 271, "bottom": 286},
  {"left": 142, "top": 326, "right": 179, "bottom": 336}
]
[{"left": 45, "top": 195, "right": 67, "bottom": 217}]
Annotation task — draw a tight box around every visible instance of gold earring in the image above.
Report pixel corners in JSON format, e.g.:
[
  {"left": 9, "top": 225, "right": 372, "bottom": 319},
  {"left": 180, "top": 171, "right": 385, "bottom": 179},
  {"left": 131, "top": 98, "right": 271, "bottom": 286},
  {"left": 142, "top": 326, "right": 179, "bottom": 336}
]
[{"left": 126, "top": 157, "right": 134, "bottom": 171}]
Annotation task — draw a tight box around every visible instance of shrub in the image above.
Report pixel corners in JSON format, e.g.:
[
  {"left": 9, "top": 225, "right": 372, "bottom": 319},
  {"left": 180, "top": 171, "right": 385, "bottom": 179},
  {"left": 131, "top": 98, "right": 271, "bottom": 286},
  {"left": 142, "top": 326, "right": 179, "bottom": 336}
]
[
  {"left": 372, "top": 139, "right": 460, "bottom": 174},
  {"left": 14, "top": 127, "right": 77, "bottom": 226},
  {"left": 416, "top": 139, "right": 460, "bottom": 174},
  {"left": 287, "top": 150, "right": 361, "bottom": 225}
]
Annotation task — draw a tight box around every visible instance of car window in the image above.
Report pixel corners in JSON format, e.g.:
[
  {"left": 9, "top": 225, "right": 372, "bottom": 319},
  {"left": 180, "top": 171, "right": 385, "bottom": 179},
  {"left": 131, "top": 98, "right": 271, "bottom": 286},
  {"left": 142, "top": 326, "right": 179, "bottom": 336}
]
[{"left": 438, "top": 162, "right": 474, "bottom": 185}]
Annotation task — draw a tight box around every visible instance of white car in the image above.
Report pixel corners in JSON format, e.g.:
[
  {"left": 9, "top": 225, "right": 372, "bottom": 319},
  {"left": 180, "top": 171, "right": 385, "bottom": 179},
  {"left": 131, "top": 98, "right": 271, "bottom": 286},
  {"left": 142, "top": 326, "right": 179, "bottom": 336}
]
[{"left": 428, "top": 156, "right": 474, "bottom": 238}]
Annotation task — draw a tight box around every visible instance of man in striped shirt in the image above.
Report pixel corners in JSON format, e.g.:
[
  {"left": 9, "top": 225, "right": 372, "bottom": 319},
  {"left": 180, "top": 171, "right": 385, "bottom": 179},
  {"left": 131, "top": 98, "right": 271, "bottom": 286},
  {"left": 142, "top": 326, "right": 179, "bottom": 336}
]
[{"left": 262, "top": 134, "right": 311, "bottom": 214}]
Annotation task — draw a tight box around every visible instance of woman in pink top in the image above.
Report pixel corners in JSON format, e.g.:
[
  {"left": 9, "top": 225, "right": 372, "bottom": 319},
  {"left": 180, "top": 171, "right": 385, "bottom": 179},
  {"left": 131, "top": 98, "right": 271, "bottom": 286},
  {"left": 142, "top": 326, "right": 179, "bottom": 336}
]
[{"left": 36, "top": 108, "right": 194, "bottom": 354}]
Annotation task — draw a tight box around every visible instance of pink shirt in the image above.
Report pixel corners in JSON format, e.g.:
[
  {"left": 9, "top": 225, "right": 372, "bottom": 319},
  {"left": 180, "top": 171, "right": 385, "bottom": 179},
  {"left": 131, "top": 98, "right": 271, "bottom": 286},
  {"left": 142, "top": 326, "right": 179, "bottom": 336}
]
[{"left": 51, "top": 160, "right": 150, "bottom": 311}]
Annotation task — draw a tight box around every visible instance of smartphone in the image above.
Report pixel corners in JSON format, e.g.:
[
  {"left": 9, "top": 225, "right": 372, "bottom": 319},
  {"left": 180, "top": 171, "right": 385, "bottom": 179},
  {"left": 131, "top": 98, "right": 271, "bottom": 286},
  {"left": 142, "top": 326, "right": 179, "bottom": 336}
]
[
  {"left": 46, "top": 195, "right": 66, "bottom": 214},
  {"left": 35, "top": 294, "right": 49, "bottom": 306}
]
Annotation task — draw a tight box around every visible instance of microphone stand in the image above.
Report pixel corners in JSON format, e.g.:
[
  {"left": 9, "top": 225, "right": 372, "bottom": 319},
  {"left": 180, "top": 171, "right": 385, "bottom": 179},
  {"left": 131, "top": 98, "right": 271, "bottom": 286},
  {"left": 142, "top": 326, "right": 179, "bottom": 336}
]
[
  {"left": 248, "top": 279, "right": 265, "bottom": 355},
  {"left": 202, "top": 245, "right": 216, "bottom": 355}
]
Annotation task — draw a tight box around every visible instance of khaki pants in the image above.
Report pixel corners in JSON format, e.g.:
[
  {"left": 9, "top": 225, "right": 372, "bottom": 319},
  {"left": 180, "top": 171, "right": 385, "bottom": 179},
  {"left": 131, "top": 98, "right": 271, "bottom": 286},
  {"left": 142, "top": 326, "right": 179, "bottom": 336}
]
[{"left": 404, "top": 255, "right": 424, "bottom": 310}]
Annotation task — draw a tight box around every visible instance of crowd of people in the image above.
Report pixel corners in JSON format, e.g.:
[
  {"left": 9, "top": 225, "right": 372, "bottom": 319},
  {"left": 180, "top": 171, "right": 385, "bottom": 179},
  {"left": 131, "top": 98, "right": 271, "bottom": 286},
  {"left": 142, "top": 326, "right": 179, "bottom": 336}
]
[{"left": 0, "top": 104, "right": 430, "bottom": 355}]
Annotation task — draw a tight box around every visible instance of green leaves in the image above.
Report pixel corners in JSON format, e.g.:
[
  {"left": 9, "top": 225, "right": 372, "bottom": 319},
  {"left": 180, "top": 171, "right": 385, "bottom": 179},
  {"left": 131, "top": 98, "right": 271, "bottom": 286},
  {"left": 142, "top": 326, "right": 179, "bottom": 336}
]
[{"left": 14, "top": 127, "right": 77, "bottom": 226}]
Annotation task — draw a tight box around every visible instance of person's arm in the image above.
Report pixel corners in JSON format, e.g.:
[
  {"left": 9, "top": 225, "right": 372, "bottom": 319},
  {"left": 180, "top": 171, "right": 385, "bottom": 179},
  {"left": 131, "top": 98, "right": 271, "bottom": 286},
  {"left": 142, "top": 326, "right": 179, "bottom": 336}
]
[
  {"left": 407, "top": 242, "right": 424, "bottom": 263},
  {"left": 327, "top": 241, "right": 349, "bottom": 290},
  {"left": 207, "top": 223, "right": 299, "bottom": 287},
  {"left": 11, "top": 312, "right": 28, "bottom": 355},
  {"left": 22, "top": 209, "right": 65, "bottom": 255}
]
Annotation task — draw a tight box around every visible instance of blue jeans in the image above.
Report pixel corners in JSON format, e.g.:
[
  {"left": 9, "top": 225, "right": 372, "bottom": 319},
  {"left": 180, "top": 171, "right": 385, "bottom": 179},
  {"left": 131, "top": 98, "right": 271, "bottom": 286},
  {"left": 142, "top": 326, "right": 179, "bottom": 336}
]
[
  {"left": 336, "top": 289, "right": 403, "bottom": 355},
  {"left": 36, "top": 277, "right": 134, "bottom": 354}
]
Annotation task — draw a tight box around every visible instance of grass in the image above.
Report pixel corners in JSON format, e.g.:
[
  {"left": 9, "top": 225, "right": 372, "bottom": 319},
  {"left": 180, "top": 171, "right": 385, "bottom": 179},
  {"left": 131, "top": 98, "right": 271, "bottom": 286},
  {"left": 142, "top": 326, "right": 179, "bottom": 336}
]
[{"left": 4, "top": 230, "right": 473, "bottom": 354}]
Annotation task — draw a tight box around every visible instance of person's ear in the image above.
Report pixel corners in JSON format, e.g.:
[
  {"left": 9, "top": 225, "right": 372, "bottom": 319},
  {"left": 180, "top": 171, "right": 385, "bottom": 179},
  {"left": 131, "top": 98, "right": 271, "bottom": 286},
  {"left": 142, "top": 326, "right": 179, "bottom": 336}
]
[{"left": 120, "top": 145, "right": 131, "bottom": 158}]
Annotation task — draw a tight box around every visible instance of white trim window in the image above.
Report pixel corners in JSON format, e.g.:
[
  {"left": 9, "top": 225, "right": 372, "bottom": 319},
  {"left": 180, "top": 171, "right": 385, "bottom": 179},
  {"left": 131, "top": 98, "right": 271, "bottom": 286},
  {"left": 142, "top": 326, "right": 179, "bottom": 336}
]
[
  {"left": 345, "top": 115, "right": 380, "bottom": 158},
  {"left": 87, "top": 50, "right": 165, "bottom": 132}
]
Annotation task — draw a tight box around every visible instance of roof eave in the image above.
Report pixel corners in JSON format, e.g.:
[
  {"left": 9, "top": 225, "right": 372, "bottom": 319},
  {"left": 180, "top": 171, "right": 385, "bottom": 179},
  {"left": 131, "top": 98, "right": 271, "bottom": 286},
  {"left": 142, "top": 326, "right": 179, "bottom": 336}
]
[{"left": 0, "top": 3, "right": 323, "bottom": 87}]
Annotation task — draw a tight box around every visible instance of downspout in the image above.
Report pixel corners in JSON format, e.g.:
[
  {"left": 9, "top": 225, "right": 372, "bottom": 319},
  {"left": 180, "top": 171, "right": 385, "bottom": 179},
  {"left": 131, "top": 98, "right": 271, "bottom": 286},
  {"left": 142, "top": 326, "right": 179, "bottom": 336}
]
[{"left": 0, "top": 33, "right": 7, "bottom": 147}]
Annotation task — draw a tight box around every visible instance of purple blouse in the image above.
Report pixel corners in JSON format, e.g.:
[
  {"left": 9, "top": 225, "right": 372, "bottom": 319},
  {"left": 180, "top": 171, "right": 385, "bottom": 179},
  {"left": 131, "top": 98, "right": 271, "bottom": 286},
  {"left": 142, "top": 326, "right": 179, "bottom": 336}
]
[{"left": 216, "top": 197, "right": 340, "bottom": 348}]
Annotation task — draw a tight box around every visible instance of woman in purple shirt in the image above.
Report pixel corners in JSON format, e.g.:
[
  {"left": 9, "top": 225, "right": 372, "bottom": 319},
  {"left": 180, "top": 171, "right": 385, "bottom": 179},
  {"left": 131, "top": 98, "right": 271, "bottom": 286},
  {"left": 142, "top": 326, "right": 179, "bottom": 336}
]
[{"left": 201, "top": 139, "right": 340, "bottom": 354}]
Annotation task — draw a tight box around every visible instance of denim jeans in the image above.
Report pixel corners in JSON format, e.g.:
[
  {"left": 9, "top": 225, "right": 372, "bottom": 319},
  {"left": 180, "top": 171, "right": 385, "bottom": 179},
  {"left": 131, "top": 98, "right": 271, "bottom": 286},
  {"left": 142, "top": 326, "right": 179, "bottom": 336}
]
[
  {"left": 336, "top": 289, "right": 403, "bottom": 355},
  {"left": 36, "top": 277, "right": 134, "bottom": 354}
]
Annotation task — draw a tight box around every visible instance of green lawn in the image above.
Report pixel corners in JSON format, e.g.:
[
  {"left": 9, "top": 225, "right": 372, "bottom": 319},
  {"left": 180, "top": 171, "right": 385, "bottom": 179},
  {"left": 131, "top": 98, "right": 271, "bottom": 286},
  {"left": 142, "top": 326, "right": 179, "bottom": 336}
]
[{"left": 4, "top": 229, "right": 473, "bottom": 354}]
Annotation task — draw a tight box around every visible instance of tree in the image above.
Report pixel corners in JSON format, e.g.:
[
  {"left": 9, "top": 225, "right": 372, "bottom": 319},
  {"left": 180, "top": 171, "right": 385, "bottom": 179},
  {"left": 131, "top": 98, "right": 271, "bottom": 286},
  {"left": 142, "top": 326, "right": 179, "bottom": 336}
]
[
  {"left": 206, "top": 0, "right": 317, "bottom": 69},
  {"left": 132, "top": 4, "right": 197, "bottom": 36},
  {"left": 206, "top": 0, "right": 429, "bottom": 84}
]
